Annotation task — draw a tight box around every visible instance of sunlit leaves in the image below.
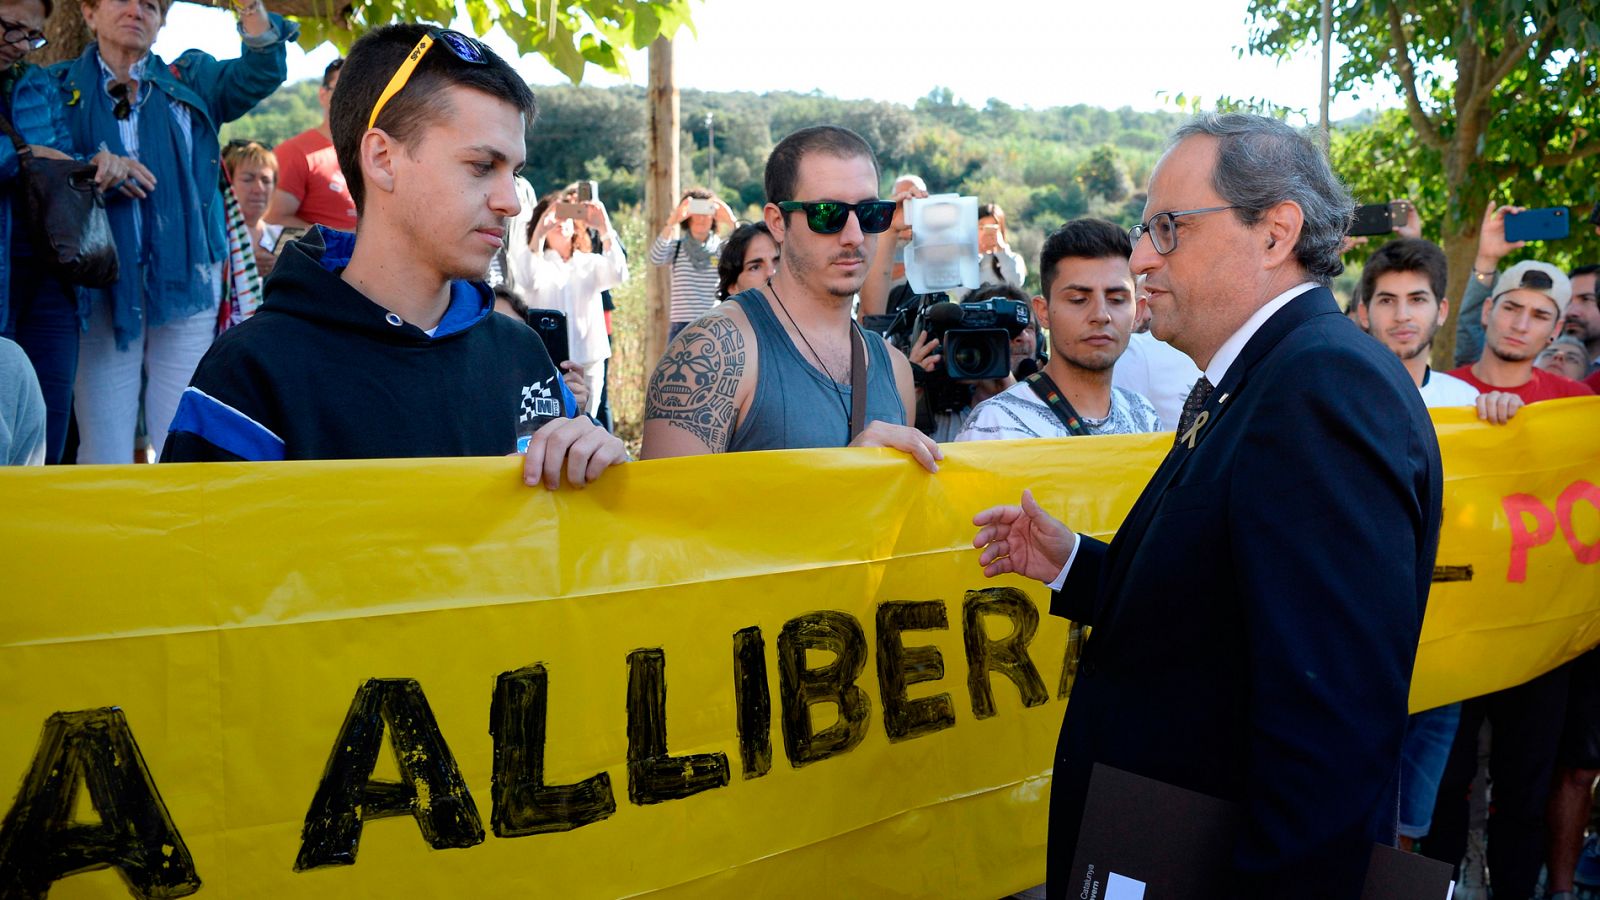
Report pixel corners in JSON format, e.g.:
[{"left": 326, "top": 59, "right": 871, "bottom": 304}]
[{"left": 286, "top": 0, "right": 696, "bottom": 83}]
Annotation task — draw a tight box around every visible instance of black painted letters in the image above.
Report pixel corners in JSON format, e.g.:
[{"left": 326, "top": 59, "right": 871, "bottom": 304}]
[{"left": 295, "top": 678, "right": 484, "bottom": 870}]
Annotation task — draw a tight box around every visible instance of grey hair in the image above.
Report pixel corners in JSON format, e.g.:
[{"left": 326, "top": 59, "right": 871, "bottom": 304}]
[
  {"left": 1171, "top": 113, "right": 1354, "bottom": 286},
  {"left": 1542, "top": 334, "right": 1589, "bottom": 356}
]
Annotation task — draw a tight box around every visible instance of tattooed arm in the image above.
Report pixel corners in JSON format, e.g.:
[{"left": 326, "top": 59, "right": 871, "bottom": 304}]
[{"left": 641, "top": 309, "right": 757, "bottom": 458}]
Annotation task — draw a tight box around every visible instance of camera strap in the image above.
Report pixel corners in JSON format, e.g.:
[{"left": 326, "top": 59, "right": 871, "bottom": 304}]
[
  {"left": 848, "top": 322, "right": 868, "bottom": 441},
  {"left": 1024, "top": 372, "right": 1092, "bottom": 437}
]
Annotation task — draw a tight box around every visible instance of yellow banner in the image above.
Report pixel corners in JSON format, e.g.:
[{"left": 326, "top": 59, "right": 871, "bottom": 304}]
[{"left": 1, "top": 398, "right": 1596, "bottom": 899}]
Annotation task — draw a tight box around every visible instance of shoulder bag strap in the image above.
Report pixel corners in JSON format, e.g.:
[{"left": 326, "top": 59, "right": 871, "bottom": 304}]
[
  {"left": 1025, "top": 372, "right": 1092, "bottom": 437},
  {"left": 848, "top": 322, "right": 868, "bottom": 441},
  {"left": 0, "top": 109, "right": 35, "bottom": 163}
]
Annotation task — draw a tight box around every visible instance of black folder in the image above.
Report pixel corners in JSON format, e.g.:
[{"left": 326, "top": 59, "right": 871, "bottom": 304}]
[{"left": 1065, "top": 764, "right": 1455, "bottom": 899}]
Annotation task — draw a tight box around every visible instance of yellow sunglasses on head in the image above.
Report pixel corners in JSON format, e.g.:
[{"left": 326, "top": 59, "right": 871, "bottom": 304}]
[{"left": 367, "top": 29, "right": 489, "bottom": 131}]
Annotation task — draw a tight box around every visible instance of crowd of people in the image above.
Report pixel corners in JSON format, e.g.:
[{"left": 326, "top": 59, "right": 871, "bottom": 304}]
[{"left": 1, "top": 8, "right": 1597, "bottom": 898}]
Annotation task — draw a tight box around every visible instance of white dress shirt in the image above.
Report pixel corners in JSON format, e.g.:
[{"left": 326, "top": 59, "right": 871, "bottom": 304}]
[
  {"left": 1045, "top": 281, "right": 1319, "bottom": 591},
  {"left": 1112, "top": 331, "right": 1203, "bottom": 433}
]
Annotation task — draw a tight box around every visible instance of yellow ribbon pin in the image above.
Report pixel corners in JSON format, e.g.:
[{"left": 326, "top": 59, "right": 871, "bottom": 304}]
[{"left": 1179, "top": 409, "right": 1209, "bottom": 449}]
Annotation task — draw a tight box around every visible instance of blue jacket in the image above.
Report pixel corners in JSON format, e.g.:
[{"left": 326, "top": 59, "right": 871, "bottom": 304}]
[
  {"left": 50, "top": 15, "right": 296, "bottom": 348},
  {"left": 0, "top": 62, "right": 76, "bottom": 332}
]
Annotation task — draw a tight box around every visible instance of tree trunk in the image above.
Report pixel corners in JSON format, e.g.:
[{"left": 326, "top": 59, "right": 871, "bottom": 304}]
[
  {"left": 37, "top": 10, "right": 92, "bottom": 66},
  {"left": 643, "top": 36, "right": 678, "bottom": 372},
  {"left": 1435, "top": 226, "right": 1480, "bottom": 369}
]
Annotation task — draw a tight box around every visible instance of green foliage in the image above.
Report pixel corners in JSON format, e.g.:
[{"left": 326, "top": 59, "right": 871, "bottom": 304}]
[
  {"left": 219, "top": 79, "right": 322, "bottom": 147},
  {"left": 291, "top": 0, "right": 695, "bottom": 85},
  {"left": 1076, "top": 144, "right": 1132, "bottom": 203},
  {"left": 1243, "top": 0, "right": 1600, "bottom": 244},
  {"left": 1245, "top": 0, "right": 1600, "bottom": 362},
  {"left": 226, "top": 77, "right": 1190, "bottom": 297},
  {"left": 495, "top": 82, "right": 1185, "bottom": 249}
]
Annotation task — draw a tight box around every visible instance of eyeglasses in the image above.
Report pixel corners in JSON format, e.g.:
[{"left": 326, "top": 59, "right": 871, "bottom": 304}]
[
  {"left": 367, "top": 29, "right": 488, "bottom": 130},
  {"left": 1, "top": 17, "right": 46, "bottom": 51},
  {"left": 1128, "top": 205, "right": 1244, "bottom": 255},
  {"left": 776, "top": 200, "right": 896, "bottom": 235},
  {"left": 108, "top": 82, "right": 133, "bottom": 121}
]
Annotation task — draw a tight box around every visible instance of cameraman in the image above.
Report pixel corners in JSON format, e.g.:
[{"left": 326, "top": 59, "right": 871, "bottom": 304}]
[{"left": 903, "top": 284, "right": 1040, "bottom": 441}]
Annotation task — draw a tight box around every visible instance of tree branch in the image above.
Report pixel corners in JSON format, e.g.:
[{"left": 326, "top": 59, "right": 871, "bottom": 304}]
[
  {"left": 1386, "top": 1, "right": 1445, "bottom": 150},
  {"left": 1462, "top": 18, "right": 1555, "bottom": 124},
  {"left": 1539, "top": 141, "right": 1600, "bottom": 168}
]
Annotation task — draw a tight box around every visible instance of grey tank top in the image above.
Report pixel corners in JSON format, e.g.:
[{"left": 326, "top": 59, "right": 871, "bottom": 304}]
[{"left": 726, "top": 289, "right": 905, "bottom": 452}]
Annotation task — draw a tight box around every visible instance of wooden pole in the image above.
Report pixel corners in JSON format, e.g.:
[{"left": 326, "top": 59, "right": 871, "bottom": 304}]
[
  {"left": 1318, "top": 0, "right": 1332, "bottom": 150},
  {"left": 644, "top": 36, "right": 679, "bottom": 370}
]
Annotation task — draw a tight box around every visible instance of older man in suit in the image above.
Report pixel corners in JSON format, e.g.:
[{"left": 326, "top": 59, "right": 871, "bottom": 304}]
[{"left": 972, "top": 113, "right": 1442, "bottom": 898}]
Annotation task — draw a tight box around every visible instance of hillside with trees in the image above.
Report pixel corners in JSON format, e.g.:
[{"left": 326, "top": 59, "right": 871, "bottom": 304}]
[{"left": 226, "top": 82, "right": 1186, "bottom": 291}]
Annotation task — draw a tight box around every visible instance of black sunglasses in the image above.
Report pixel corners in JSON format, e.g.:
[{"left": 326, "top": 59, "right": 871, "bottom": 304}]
[
  {"left": 777, "top": 200, "right": 896, "bottom": 235},
  {"left": 108, "top": 82, "right": 133, "bottom": 121}
]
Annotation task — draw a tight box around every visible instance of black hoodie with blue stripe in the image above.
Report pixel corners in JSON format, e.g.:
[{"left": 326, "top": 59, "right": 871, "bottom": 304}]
[{"left": 162, "top": 227, "right": 576, "bottom": 463}]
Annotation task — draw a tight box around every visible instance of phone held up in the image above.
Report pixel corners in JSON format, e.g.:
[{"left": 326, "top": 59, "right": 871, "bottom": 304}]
[
  {"left": 522, "top": 308, "right": 569, "bottom": 366},
  {"left": 1348, "top": 200, "right": 1411, "bottom": 237},
  {"left": 1503, "top": 207, "right": 1569, "bottom": 243},
  {"left": 687, "top": 197, "right": 716, "bottom": 217}
]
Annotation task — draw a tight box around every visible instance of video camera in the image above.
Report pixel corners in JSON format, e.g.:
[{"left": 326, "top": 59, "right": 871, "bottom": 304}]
[{"left": 911, "top": 296, "right": 1032, "bottom": 381}]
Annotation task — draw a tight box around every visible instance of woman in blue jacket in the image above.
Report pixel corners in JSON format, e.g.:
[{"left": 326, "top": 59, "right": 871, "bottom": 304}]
[
  {"left": 1, "top": 0, "right": 141, "bottom": 462},
  {"left": 52, "top": 0, "right": 296, "bottom": 463}
]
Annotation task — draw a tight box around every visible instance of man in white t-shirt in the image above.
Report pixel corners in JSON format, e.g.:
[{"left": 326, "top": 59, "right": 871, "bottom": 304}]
[
  {"left": 1355, "top": 238, "right": 1480, "bottom": 406},
  {"left": 1355, "top": 238, "right": 1531, "bottom": 425},
  {"left": 957, "top": 219, "right": 1160, "bottom": 442},
  {"left": 1111, "top": 327, "right": 1201, "bottom": 432}
]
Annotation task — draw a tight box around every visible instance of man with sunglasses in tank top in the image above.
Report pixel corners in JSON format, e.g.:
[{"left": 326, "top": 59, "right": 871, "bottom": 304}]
[
  {"left": 641, "top": 125, "right": 942, "bottom": 472},
  {"left": 164, "top": 25, "right": 625, "bottom": 488}
]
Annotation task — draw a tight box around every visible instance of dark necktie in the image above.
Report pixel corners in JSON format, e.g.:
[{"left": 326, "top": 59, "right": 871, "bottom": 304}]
[{"left": 1175, "top": 376, "right": 1215, "bottom": 444}]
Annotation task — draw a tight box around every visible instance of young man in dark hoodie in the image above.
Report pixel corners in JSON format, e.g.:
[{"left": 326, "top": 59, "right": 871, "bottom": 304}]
[{"left": 163, "top": 25, "right": 626, "bottom": 488}]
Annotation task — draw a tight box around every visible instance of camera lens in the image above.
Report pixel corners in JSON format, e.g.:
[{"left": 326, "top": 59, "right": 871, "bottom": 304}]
[{"left": 951, "top": 338, "right": 994, "bottom": 378}]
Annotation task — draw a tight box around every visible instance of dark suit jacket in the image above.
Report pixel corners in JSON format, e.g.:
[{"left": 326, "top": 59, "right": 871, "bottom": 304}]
[{"left": 1047, "top": 287, "right": 1443, "bottom": 899}]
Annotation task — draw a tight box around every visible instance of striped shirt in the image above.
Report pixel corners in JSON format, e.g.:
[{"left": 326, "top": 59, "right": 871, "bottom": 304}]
[
  {"left": 649, "top": 233, "right": 723, "bottom": 324},
  {"left": 955, "top": 383, "right": 1161, "bottom": 441}
]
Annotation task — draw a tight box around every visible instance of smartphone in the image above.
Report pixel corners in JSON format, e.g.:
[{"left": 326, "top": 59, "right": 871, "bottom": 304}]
[
  {"left": 688, "top": 197, "right": 716, "bottom": 216},
  {"left": 554, "top": 201, "right": 588, "bottom": 221},
  {"left": 1349, "top": 203, "right": 1394, "bottom": 237},
  {"left": 577, "top": 180, "right": 597, "bottom": 203},
  {"left": 1503, "top": 207, "right": 1570, "bottom": 243},
  {"left": 522, "top": 308, "right": 569, "bottom": 365},
  {"left": 269, "top": 226, "right": 309, "bottom": 255}
]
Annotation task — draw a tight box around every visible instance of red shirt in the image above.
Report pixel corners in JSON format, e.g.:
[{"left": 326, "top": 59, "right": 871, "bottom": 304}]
[
  {"left": 273, "top": 129, "right": 357, "bottom": 231},
  {"left": 1586, "top": 368, "right": 1600, "bottom": 393},
  {"left": 1447, "top": 364, "right": 1596, "bottom": 403}
]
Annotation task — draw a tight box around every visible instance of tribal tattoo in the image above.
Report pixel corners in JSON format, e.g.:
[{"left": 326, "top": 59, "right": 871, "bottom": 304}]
[{"left": 646, "top": 315, "right": 746, "bottom": 450}]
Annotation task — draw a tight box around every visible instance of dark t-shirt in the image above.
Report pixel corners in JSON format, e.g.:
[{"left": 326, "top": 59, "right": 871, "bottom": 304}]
[{"left": 1447, "top": 364, "right": 1595, "bottom": 403}]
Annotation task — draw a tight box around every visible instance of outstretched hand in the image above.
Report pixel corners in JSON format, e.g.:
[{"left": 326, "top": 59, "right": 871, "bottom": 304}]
[{"left": 971, "top": 489, "right": 1077, "bottom": 583}]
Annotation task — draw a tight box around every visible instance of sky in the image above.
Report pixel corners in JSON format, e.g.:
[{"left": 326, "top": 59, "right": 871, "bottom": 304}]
[{"left": 154, "top": 0, "right": 1395, "bottom": 123}]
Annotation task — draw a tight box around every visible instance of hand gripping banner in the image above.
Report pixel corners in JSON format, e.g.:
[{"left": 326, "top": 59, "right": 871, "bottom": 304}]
[{"left": 0, "top": 398, "right": 1596, "bottom": 898}]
